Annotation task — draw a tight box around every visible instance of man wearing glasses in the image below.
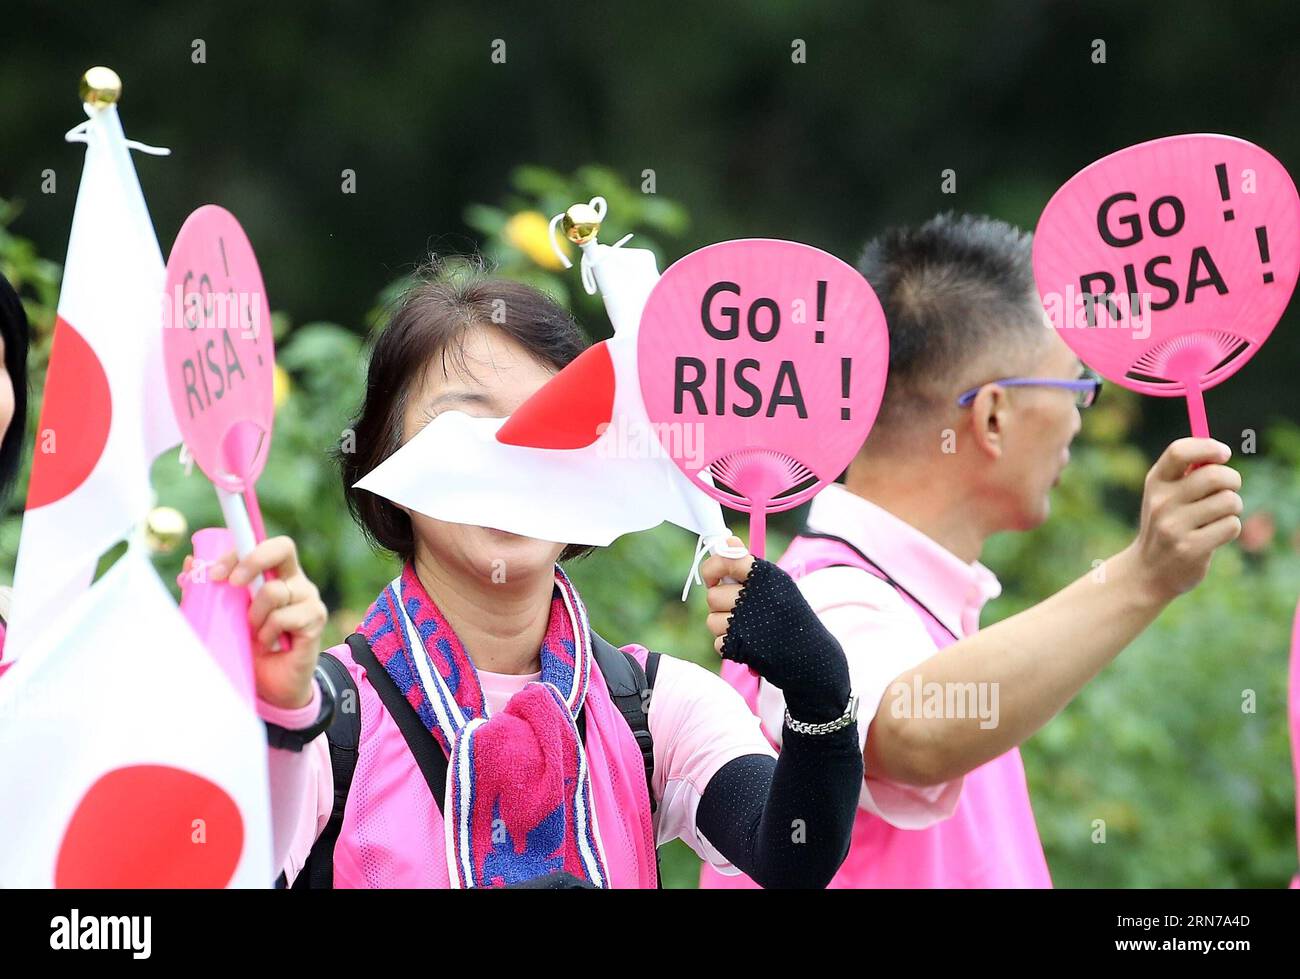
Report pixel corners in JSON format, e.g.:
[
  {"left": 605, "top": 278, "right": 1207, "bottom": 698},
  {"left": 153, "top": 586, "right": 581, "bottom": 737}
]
[{"left": 702, "top": 212, "right": 1242, "bottom": 889}]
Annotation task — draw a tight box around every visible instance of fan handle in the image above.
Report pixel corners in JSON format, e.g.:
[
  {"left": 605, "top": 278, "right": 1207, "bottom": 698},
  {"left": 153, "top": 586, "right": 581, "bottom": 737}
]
[{"left": 1185, "top": 381, "right": 1210, "bottom": 440}]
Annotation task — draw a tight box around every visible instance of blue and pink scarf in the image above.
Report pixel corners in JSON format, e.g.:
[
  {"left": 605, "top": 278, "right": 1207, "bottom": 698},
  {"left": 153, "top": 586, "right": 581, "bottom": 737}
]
[{"left": 358, "top": 563, "right": 607, "bottom": 888}]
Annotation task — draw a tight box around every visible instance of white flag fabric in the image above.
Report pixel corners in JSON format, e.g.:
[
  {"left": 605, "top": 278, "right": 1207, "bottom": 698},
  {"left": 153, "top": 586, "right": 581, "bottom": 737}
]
[
  {"left": 4, "top": 102, "right": 181, "bottom": 663},
  {"left": 0, "top": 546, "right": 271, "bottom": 887},
  {"left": 356, "top": 242, "right": 730, "bottom": 547}
]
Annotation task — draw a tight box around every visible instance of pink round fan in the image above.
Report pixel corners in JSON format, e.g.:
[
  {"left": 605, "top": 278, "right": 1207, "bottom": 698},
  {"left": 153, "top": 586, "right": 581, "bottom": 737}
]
[
  {"left": 638, "top": 239, "right": 889, "bottom": 557},
  {"left": 164, "top": 205, "right": 285, "bottom": 645},
  {"left": 163, "top": 205, "right": 276, "bottom": 496},
  {"left": 1034, "top": 134, "right": 1300, "bottom": 437}
]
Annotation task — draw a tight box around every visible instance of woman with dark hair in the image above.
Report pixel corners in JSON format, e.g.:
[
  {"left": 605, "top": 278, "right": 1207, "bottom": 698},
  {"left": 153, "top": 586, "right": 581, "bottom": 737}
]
[
  {"left": 202, "top": 262, "right": 864, "bottom": 888},
  {"left": 0, "top": 272, "right": 31, "bottom": 645}
]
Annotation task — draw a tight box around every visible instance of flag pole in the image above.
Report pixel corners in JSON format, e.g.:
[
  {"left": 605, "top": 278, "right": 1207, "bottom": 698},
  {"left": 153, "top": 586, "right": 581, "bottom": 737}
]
[
  {"left": 557, "top": 199, "right": 747, "bottom": 595},
  {"left": 216, "top": 488, "right": 264, "bottom": 592}
]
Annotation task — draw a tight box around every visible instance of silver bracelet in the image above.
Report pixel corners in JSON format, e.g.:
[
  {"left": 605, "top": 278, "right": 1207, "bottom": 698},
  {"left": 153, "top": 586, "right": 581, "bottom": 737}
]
[{"left": 785, "top": 694, "right": 859, "bottom": 736}]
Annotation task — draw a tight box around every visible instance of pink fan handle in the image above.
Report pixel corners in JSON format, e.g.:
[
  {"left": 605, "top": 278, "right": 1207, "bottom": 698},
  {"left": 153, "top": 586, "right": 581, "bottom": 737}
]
[
  {"left": 219, "top": 485, "right": 292, "bottom": 654},
  {"left": 748, "top": 510, "right": 769, "bottom": 560},
  {"left": 244, "top": 486, "right": 293, "bottom": 654},
  {"left": 1185, "top": 382, "right": 1211, "bottom": 440},
  {"left": 243, "top": 485, "right": 268, "bottom": 541},
  {"left": 732, "top": 514, "right": 765, "bottom": 678},
  {"left": 709, "top": 540, "right": 751, "bottom": 675}
]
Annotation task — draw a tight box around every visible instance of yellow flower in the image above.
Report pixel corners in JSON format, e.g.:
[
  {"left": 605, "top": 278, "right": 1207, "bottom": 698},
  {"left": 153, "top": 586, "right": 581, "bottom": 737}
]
[
  {"left": 273, "top": 363, "right": 291, "bottom": 409},
  {"left": 505, "top": 210, "right": 568, "bottom": 270}
]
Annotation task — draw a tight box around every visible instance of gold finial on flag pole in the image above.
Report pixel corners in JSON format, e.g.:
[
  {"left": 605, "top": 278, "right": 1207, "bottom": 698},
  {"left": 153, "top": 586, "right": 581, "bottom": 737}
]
[
  {"left": 145, "top": 506, "right": 188, "bottom": 554},
  {"left": 562, "top": 202, "right": 602, "bottom": 246},
  {"left": 79, "top": 66, "right": 122, "bottom": 109}
]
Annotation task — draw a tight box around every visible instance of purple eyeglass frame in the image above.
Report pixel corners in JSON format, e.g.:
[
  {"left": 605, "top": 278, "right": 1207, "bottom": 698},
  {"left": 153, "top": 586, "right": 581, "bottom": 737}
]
[{"left": 956, "top": 372, "right": 1103, "bottom": 408}]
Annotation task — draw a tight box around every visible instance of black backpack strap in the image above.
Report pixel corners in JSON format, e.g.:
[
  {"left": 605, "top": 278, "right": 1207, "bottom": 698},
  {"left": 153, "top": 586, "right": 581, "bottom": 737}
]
[
  {"left": 645, "top": 649, "right": 661, "bottom": 690},
  {"left": 589, "top": 633, "right": 662, "bottom": 887},
  {"left": 344, "top": 632, "right": 451, "bottom": 805},
  {"left": 293, "top": 633, "right": 450, "bottom": 889},
  {"left": 289, "top": 651, "right": 361, "bottom": 889},
  {"left": 590, "top": 633, "right": 658, "bottom": 816}
]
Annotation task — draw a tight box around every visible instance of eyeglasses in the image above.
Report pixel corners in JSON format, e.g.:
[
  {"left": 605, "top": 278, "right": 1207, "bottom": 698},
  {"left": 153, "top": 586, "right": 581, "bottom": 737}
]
[{"left": 956, "top": 370, "right": 1103, "bottom": 409}]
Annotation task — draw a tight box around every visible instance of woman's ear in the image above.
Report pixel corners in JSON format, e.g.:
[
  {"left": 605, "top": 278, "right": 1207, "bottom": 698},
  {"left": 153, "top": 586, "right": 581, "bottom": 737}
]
[{"left": 969, "top": 384, "right": 1006, "bottom": 460}]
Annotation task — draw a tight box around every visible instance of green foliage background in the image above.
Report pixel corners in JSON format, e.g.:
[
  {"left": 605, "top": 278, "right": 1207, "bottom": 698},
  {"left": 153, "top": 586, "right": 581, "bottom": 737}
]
[{"left": 4, "top": 161, "right": 1297, "bottom": 888}]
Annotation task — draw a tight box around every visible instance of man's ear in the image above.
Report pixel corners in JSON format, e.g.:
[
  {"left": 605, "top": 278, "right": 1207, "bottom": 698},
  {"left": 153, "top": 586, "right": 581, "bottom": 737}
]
[{"left": 969, "top": 384, "right": 1007, "bottom": 460}]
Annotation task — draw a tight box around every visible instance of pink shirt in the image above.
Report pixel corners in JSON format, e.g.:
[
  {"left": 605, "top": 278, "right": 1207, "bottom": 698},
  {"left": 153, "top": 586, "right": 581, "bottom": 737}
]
[
  {"left": 701, "top": 483, "right": 1052, "bottom": 888},
  {"left": 263, "top": 641, "right": 774, "bottom": 888}
]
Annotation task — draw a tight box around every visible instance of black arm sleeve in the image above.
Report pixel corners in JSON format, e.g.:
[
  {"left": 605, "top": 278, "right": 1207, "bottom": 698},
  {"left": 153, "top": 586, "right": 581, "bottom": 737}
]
[
  {"left": 695, "top": 558, "right": 863, "bottom": 888},
  {"left": 695, "top": 722, "right": 862, "bottom": 889}
]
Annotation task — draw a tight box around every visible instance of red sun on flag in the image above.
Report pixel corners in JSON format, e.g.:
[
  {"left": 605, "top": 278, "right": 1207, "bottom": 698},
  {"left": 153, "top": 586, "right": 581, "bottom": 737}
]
[
  {"left": 54, "top": 764, "right": 245, "bottom": 888},
  {"left": 25, "top": 316, "right": 113, "bottom": 510},
  {"left": 496, "top": 342, "right": 616, "bottom": 450}
]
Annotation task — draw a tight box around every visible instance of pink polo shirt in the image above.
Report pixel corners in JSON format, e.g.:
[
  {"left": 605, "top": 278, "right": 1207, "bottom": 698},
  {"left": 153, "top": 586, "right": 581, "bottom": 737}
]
[{"left": 701, "top": 482, "right": 1052, "bottom": 888}]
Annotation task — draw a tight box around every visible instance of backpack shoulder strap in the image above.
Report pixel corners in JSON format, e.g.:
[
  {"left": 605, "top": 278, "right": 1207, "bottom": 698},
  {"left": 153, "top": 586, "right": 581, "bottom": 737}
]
[
  {"left": 344, "top": 631, "right": 451, "bottom": 805},
  {"left": 794, "top": 531, "right": 894, "bottom": 580},
  {"left": 795, "top": 530, "right": 959, "bottom": 643},
  {"left": 290, "top": 650, "right": 361, "bottom": 889},
  {"left": 590, "top": 633, "right": 659, "bottom": 815}
]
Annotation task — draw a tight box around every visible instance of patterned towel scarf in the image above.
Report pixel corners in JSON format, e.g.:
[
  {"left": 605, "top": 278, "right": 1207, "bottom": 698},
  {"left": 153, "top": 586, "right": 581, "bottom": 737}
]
[{"left": 358, "top": 563, "right": 608, "bottom": 887}]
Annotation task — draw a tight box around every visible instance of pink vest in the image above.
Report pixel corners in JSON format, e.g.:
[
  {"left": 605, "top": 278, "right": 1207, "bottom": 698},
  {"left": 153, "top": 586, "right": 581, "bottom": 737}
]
[
  {"left": 703, "top": 534, "right": 1052, "bottom": 889},
  {"left": 325, "top": 639, "right": 659, "bottom": 888},
  {"left": 1290, "top": 599, "right": 1300, "bottom": 888}
]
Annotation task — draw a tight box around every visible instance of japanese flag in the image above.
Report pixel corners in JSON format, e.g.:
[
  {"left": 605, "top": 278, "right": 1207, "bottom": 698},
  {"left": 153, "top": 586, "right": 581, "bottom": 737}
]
[
  {"left": 0, "top": 98, "right": 272, "bottom": 887},
  {"left": 3, "top": 101, "right": 181, "bottom": 663},
  {"left": 356, "top": 242, "right": 730, "bottom": 549},
  {"left": 0, "top": 546, "right": 271, "bottom": 887}
]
